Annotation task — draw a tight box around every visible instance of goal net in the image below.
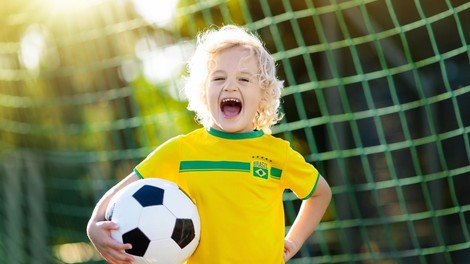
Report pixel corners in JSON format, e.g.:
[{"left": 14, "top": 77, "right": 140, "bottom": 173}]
[{"left": 0, "top": 0, "right": 469, "bottom": 263}]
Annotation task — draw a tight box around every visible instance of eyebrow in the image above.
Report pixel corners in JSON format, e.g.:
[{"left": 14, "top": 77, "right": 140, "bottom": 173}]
[
  {"left": 210, "top": 70, "right": 256, "bottom": 76},
  {"left": 240, "top": 71, "right": 256, "bottom": 76},
  {"left": 210, "top": 70, "right": 224, "bottom": 75}
]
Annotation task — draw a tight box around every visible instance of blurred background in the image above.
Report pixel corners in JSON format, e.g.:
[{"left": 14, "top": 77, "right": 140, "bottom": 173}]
[{"left": 1, "top": 0, "right": 469, "bottom": 263}]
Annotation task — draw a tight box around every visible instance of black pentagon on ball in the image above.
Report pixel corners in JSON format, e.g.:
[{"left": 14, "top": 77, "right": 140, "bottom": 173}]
[
  {"left": 171, "top": 218, "right": 195, "bottom": 249},
  {"left": 122, "top": 228, "right": 150, "bottom": 257},
  {"left": 132, "top": 185, "right": 164, "bottom": 207}
]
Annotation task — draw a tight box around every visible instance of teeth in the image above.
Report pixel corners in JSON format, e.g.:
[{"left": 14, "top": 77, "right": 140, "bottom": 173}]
[{"left": 222, "top": 98, "right": 240, "bottom": 103}]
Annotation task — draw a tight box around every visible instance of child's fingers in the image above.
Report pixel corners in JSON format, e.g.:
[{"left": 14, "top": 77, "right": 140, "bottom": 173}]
[
  {"left": 98, "top": 220, "right": 120, "bottom": 230},
  {"left": 108, "top": 250, "right": 134, "bottom": 264},
  {"left": 104, "top": 240, "right": 134, "bottom": 263},
  {"left": 95, "top": 221, "right": 134, "bottom": 263},
  {"left": 108, "top": 239, "right": 132, "bottom": 251}
]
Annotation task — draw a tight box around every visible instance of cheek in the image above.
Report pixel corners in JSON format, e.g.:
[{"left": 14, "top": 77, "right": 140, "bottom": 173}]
[{"left": 205, "top": 86, "right": 218, "bottom": 109}]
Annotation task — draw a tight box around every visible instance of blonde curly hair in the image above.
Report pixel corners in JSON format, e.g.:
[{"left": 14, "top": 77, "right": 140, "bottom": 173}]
[{"left": 183, "top": 25, "right": 284, "bottom": 134}]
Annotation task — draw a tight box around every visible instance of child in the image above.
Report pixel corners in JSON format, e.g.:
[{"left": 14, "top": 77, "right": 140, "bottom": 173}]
[{"left": 87, "top": 25, "right": 331, "bottom": 264}]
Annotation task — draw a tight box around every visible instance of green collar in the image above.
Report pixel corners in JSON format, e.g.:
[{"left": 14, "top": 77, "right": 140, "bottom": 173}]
[{"left": 208, "top": 127, "right": 264, "bottom": 140}]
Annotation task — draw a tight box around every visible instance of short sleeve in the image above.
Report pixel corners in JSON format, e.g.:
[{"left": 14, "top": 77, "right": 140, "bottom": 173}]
[
  {"left": 282, "top": 145, "right": 319, "bottom": 200},
  {"left": 134, "top": 136, "right": 181, "bottom": 182}
]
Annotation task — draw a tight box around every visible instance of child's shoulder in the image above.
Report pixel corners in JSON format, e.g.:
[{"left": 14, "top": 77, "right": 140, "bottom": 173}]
[
  {"left": 176, "top": 128, "right": 207, "bottom": 140},
  {"left": 187, "top": 127, "right": 207, "bottom": 135},
  {"left": 262, "top": 133, "right": 293, "bottom": 148}
]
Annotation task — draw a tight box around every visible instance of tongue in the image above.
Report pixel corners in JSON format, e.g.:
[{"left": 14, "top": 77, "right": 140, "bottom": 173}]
[{"left": 222, "top": 105, "right": 241, "bottom": 117}]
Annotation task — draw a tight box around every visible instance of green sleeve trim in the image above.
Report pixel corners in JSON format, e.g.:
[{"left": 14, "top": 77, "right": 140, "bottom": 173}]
[
  {"left": 134, "top": 168, "right": 144, "bottom": 179},
  {"left": 300, "top": 173, "right": 320, "bottom": 200}
]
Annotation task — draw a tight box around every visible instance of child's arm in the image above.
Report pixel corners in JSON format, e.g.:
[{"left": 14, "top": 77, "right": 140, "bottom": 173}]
[
  {"left": 86, "top": 172, "right": 140, "bottom": 264},
  {"left": 283, "top": 175, "right": 332, "bottom": 262}
]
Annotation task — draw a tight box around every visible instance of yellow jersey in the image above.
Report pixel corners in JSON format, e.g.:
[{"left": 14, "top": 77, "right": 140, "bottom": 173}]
[{"left": 134, "top": 128, "right": 319, "bottom": 264}]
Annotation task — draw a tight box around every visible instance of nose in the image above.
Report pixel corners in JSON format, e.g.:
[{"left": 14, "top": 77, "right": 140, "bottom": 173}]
[
  {"left": 223, "top": 80, "right": 238, "bottom": 92},
  {"left": 224, "top": 86, "right": 237, "bottom": 92}
]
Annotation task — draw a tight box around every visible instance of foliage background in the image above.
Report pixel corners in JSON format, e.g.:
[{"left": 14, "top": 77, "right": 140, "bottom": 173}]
[{"left": 1, "top": 0, "right": 469, "bottom": 263}]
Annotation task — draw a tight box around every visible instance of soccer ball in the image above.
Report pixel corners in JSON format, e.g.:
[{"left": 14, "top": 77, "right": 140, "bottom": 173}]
[{"left": 105, "top": 178, "right": 200, "bottom": 264}]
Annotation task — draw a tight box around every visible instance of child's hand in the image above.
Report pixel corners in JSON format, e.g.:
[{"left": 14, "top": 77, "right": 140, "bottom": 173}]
[
  {"left": 283, "top": 239, "right": 299, "bottom": 262},
  {"left": 88, "top": 220, "right": 134, "bottom": 264}
]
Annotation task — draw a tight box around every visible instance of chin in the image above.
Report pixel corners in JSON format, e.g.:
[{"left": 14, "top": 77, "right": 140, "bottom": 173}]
[
  {"left": 216, "top": 125, "right": 239, "bottom": 133},
  {"left": 214, "top": 123, "right": 248, "bottom": 133},
  {"left": 212, "top": 112, "right": 253, "bottom": 133}
]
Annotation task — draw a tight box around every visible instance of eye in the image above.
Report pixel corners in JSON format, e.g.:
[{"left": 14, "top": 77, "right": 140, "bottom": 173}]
[
  {"left": 212, "top": 76, "right": 225, "bottom": 81},
  {"left": 239, "top": 77, "right": 250, "bottom": 83}
]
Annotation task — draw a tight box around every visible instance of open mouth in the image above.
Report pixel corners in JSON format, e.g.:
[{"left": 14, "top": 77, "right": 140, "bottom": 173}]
[{"left": 220, "top": 98, "right": 242, "bottom": 118}]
